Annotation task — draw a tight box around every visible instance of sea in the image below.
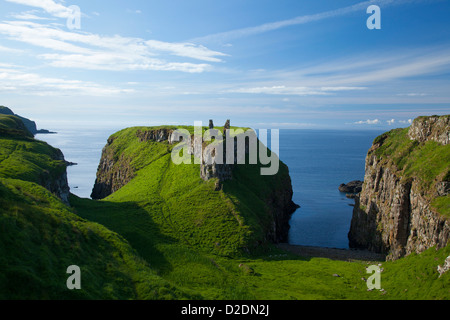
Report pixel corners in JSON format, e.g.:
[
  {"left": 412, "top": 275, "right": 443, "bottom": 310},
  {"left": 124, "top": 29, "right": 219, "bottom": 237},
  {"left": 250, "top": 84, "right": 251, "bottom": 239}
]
[{"left": 36, "top": 128, "right": 384, "bottom": 250}]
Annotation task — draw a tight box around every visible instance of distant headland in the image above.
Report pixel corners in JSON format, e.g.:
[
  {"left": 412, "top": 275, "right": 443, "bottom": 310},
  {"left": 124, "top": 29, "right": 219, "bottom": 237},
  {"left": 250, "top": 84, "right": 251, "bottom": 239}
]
[{"left": 0, "top": 106, "right": 56, "bottom": 136}]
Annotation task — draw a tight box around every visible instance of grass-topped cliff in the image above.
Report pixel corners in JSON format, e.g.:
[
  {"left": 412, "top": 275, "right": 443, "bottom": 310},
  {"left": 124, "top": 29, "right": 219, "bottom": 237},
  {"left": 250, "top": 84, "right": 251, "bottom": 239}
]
[
  {"left": 349, "top": 115, "right": 449, "bottom": 260},
  {"left": 87, "top": 125, "right": 297, "bottom": 256},
  {"left": 1, "top": 114, "right": 449, "bottom": 300}
]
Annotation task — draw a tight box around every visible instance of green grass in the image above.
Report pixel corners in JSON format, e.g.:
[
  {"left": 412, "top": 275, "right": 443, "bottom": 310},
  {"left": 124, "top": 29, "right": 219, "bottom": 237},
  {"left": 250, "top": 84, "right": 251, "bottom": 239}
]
[
  {"left": 0, "top": 178, "right": 193, "bottom": 300},
  {"left": 0, "top": 134, "right": 66, "bottom": 184},
  {"left": 431, "top": 196, "right": 450, "bottom": 219},
  {"left": 94, "top": 126, "right": 292, "bottom": 256},
  {"left": 1, "top": 122, "right": 449, "bottom": 300},
  {"left": 0, "top": 114, "right": 33, "bottom": 138}
]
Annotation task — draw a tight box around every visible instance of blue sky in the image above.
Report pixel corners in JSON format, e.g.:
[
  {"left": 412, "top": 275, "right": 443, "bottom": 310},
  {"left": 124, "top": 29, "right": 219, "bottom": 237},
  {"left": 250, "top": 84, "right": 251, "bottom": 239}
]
[{"left": 0, "top": 0, "right": 449, "bottom": 130}]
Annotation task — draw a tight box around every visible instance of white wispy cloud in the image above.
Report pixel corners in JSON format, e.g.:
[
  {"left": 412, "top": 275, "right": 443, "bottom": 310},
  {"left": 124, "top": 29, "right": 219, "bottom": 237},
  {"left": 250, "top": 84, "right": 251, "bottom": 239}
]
[
  {"left": 354, "top": 119, "right": 381, "bottom": 125},
  {"left": 225, "top": 46, "right": 450, "bottom": 105},
  {"left": 0, "top": 20, "right": 227, "bottom": 73},
  {"left": 9, "top": 10, "right": 51, "bottom": 20},
  {"left": 225, "top": 85, "right": 367, "bottom": 96},
  {"left": 191, "top": 0, "right": 425, "bottom": 43},
  {"left": 387, "top": 119, "right": 395, "bottom": 125},
  {"left": 0, "top": 44, "right": 24, "bottom": 53},
  {"left": 0, "top": 67, "right": 133, "bottom": 96},
  {"left": 263, "top": 47, "right": 450, "bottom": 88},
  {"left": 5, "top": 0, "right": 76, "bottom": 19},
  {"left": 397, "top": 93, "right": 429, "bottom": 97}
]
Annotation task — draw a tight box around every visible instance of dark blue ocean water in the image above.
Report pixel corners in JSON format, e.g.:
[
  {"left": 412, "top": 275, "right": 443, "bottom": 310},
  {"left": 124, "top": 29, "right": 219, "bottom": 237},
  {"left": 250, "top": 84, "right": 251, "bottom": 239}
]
[
  {"left": 37, "top": 128, "right": 384, "bottom": 249},
  {"left": 279, "top": 130, "right": 384, "bottom": 249}
]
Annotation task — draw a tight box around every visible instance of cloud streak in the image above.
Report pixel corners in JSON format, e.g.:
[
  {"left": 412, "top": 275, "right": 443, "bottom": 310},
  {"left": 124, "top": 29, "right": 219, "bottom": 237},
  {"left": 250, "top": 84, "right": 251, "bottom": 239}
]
[
  {"left": 225, "top": 85, "right": 367, "bottom": 96},
  {"left": 190, "top": 0, "right": 423, "bottom": 43},
  {"left": 1, "top": 0, "right": 228, "bottom": 73},
  {"left": 0, "top": 66, "right": 133, "bottom": 96},
  {"left": 0, "top": 20, "right": 227, "bottom": 73},
  {"left": 5, "top": 0, "right": 76, "bottom": 19}
]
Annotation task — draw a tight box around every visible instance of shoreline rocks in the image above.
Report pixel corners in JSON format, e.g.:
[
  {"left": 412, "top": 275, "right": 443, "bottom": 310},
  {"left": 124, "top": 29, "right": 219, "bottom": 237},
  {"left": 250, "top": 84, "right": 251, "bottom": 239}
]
[{"left": 339, "top": 180, "right": 363, "bottom": 194}]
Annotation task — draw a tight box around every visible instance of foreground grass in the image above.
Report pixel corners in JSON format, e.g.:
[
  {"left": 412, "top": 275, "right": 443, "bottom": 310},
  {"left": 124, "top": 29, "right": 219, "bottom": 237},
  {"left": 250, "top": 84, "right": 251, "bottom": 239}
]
[
  {"left": 71, "top": 193, "right": 450, "bottom": 300},
  {"left": 0, "top": 178, "right": 195, "bottom": 300}
]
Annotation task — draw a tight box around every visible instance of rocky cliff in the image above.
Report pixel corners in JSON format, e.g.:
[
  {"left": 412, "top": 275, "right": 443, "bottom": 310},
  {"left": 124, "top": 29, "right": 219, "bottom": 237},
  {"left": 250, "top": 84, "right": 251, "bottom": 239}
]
[
  {"left": 43, "top": 148, "right": 71, "bottom": 205},
  {"left": 349, "top": 115, "right": 450, "bottom": 260},
  {"left": 90, "top": 122, "right": 298, "bottom": 246}
]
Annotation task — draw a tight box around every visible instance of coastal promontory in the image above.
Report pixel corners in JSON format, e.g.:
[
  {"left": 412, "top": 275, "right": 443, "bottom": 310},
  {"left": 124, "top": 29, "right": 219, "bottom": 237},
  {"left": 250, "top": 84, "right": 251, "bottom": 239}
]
[{"left": 349, "top": 115, "right": 450, "bottom": 260}]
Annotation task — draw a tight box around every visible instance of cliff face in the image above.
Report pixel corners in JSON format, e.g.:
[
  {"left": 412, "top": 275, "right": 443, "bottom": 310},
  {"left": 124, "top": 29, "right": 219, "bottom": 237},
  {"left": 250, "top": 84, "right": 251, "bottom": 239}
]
[
  {"left": 91, "top": 136, "right": 136, "bottom": 200},
  {"left": 44, "top": 148, "right": 71, "bottom": 205},
  {"left": 265, "top": 172, "right": 299, "bottom": 243},
  {"left": 349, "top": 115, "right": 450, "bottom": 260}
]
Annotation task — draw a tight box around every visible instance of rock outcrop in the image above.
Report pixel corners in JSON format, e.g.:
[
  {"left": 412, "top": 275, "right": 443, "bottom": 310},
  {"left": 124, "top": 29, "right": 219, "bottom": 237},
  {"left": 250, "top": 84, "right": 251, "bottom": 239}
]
[
  {"left": 408, "top": 115, "right": 449, "bottom": 145},
  {"left": 348, "top": 115, "right": 450, "bottom": 260},
  {"left": 339, "top": 181, "right": 363, "bottom": 194},
  {"left": 91, "top": 136, "right": 136, "bottom": 200},
  {"left": 43, "top": 148, "right": 71, "bottom": 205},
  {"left": 265, "top": 172, "right": 300, "bottom": 243}
]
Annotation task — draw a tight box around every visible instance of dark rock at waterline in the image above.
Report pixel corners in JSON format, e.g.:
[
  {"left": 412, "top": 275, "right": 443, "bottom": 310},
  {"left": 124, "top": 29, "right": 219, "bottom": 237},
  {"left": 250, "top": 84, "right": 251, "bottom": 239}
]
[{"left": 339, "top": 180, "right": 363, "bottom": 194}]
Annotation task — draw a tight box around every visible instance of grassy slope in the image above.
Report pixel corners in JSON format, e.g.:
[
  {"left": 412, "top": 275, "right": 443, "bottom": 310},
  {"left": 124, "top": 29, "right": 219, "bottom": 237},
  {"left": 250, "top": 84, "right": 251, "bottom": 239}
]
[
  {"left": 71, "top": 126, "right": 449, "bottom": 300},
  {"left": 0, "top": 133, "right": 65, "bottom": 184},
  {"left": 0, "top": 117, "right": 192, "bottom": 300},
  {"left": 0, "top": 114, "right": 33, "bottom": 138}
]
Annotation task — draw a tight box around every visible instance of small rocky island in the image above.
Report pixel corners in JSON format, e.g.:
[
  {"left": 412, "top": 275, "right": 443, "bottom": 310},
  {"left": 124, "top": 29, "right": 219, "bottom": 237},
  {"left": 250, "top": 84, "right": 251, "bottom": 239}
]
[
  {"left": 339, "top": 180, "right": 363, "bottom": 194},
  {"left": 339, "top": 180, "right": 363, "bottom": 199}
]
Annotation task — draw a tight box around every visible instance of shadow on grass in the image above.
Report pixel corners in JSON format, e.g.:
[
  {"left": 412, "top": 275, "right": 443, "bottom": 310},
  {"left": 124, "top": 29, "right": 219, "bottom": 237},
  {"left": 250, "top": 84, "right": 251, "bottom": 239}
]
[{"left": 69, "top": 194, "right": 175, "bottom": 274}]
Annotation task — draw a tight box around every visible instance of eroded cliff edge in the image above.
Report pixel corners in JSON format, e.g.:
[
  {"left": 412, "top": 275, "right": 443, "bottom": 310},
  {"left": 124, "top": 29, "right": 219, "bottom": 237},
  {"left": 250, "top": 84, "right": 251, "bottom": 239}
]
[
  {"left": 348, "top": 115, "right": 450, "bottom": 260},
  {"left": 90, "top": 123, "right": 298, "bottom": 247}
]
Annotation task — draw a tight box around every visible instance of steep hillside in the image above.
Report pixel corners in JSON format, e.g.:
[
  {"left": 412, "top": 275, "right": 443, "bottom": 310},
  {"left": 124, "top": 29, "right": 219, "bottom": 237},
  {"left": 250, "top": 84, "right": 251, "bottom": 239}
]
[
  {"left": 0, "top": 114, "right": 69, "bottom": 204},
  {"left": 89, "top": 125, "right": 298, "bottom": 255},
  {"left": 0, "top": 114, "right": 34, "bottom": 138},
  {"left": 0, "top": 116, "right": 191, "bottom": 299},
  {"left": 0, "top": 179, "right": 192, "bottom": 300},
  {"left": 349, "top": 115, "right": 450, "bottom": 260}
]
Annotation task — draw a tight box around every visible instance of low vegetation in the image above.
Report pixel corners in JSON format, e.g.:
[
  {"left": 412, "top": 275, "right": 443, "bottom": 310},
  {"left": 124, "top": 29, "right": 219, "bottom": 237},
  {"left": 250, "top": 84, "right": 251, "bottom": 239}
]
[{"left": 1, "top": 115, "right": 449, "bottom": 300}]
